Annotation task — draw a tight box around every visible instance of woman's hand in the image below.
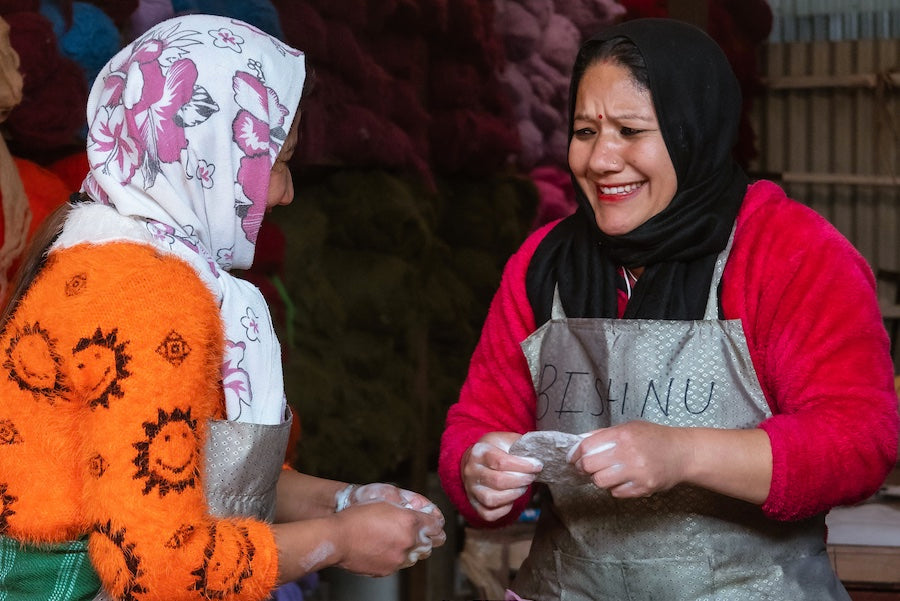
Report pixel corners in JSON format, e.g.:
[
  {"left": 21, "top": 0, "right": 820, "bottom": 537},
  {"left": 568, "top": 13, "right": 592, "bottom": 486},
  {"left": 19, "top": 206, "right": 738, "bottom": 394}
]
[
  {"left": 462, "top": 432, "right": 542, "bottom": 521},
  {"left": 333, "top": 500, "right": 446, "bottom": 576},
  {"left": 569, "top": 421, "right": 690, "bottom": 498},
  {"left": 332, "top": 481, "right": 446, "bottom": 574},
  {"left": 569, "top": 421, "right": 772, "bottom": 503}
]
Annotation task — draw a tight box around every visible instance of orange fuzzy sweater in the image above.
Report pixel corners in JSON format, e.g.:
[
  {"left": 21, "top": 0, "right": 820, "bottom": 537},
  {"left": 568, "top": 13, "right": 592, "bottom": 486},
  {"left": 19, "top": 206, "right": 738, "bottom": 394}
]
[{"left": 0, "top": 242, "right": 278, "bottom": 600}]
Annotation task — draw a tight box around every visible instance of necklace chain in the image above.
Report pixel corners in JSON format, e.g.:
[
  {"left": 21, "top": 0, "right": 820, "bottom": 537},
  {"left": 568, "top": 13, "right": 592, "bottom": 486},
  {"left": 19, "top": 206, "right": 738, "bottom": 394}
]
[{"left": 622, "top": 266, "right": 638, "bottom": 299}]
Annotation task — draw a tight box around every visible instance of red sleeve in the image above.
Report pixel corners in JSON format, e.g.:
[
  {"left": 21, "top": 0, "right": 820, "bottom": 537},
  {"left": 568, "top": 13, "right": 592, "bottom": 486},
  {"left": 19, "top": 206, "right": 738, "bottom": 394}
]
[
  {"left": 724, "top": 181, "right": 900, "bottom": 521},
  {"left": 438, "top": 222, "right": 556, "bottom": 528}
]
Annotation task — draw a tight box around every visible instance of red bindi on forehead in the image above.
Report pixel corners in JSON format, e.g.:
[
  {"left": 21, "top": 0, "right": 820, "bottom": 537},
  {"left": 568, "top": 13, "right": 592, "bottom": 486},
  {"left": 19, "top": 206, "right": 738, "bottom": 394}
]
[{"left": 598, "top": 114, "right": 603, "bottom": 119}]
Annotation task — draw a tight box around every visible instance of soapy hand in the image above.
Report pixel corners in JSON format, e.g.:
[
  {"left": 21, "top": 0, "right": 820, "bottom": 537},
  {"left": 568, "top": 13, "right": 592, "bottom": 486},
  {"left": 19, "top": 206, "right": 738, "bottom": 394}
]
[
  {"left": 332, "top": 499, "right": 445, "bottom": 576},
  {"left": 569, "top": 420, "right": 689, "bottom": 498},
  {"left": 335, "top": 482, "right": 437, "bottom": 513},
  {"left": 462, "top": 432, "right": 543, "bottom": 522},
  {"left": 334, "top": 482, "right": 446, "bottom": 569}
]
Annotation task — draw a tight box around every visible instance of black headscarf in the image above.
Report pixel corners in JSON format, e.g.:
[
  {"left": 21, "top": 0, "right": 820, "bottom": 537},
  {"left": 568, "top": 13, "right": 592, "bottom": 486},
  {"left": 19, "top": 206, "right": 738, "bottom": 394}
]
[{"left": 526, "top": 18, "right": 749, "bottom": 324}]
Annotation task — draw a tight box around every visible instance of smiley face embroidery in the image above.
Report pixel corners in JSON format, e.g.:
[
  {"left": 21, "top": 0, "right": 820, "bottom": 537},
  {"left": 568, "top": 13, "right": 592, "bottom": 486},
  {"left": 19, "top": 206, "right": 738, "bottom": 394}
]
[
  {"left": 133, "top": 407, "right": 200, "bottom": 496},
  {"left": 191, "top": 522, "right": 255, "bottom": 598},
  {"left": 71, "top": 328, "right": 131, "bottom": 409},
  {"left": 92, "top": 521, "right": 148, "bottom": 601},
  {"left": 3, "top": 322, "right": 67, "bottom": 401},
  {"left": 0, "top": 483, "right": 16, "bottom": 532},
  {"left": 0, "top": 420, "right": 22, "bottom": 445}
]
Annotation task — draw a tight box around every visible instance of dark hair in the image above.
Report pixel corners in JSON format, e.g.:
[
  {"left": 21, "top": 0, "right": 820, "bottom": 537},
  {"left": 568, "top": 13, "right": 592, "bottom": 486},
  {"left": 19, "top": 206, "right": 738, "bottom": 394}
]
[
  {"left": 571, "top": 36, "right": 650, "bottom": 93},
  {"left": 299, "top": 64, "right": 317, "bottom": 109}
]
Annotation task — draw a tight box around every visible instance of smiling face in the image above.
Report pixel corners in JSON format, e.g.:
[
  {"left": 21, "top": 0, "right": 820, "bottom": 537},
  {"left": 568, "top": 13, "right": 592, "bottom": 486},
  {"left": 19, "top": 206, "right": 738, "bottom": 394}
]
[{"left": 568, "top": 61, "right": 677, "bottom": 236}]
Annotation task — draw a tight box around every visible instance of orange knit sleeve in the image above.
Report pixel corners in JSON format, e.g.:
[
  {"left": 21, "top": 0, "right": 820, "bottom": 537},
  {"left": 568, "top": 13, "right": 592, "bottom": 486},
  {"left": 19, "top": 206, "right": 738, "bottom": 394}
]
[{"left": 0, "top": 242, "right": 278, "bottom": 601}]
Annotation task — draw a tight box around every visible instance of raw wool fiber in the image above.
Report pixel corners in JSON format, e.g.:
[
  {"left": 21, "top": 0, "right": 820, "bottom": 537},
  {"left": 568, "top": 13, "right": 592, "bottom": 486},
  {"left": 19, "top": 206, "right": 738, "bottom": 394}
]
[
  {"left": 5, "top": 55, "right": 87, "bottom": 153},
  {"left": 529, "top": 164, "right": 577, "bottom": 230},
  {"left": 425, "top": 0, "right": 520, "bottom": 176},
  {"left": 79, "top": 0, "right": 138, "bottom": 28},
  {"left": 2, "top": 8, "right": 88, "bottom": 159},
  {"left": 47, "top": 150, "right": 89, "bottom": 193},
  {"left": 493, "top": 0, "right": 625, "bottom": 171},
  {"left": 5, "top": 10, "right": 60, "bottom": 94},
  {"left": 0, "top": 0, "right": 38, "bottom": 11},
  {"left": 170, "top": 0, "right": 284, "bottom": 38},
  {"left": 276, "top": 169, "right": 536, "bottom": 483},
  {"left": 274, "top": 0, "right": 520, "bottom": 181},
  {"left": 41, "top": 0, "right": 121, "bottom": 89},
  {"left": 0, "top": 157, "right": 72, "bottom": 291}
]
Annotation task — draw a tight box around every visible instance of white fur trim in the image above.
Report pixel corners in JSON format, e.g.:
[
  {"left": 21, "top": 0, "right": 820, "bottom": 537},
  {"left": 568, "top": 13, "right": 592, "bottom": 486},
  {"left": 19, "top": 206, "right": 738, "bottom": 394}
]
[{"left": 52, "top": 203, "right": 153, "bottom": 250}]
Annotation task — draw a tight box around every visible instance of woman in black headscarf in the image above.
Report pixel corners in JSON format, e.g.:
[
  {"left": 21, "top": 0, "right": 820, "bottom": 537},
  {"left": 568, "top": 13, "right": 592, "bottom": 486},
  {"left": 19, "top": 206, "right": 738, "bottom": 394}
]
[{"left": 439, "top": 18, "right": 898, "bottom": 600}]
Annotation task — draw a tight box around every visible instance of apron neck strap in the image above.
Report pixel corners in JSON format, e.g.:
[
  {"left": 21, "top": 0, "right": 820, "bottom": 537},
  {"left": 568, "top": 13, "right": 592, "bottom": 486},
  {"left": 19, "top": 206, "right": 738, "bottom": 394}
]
[
  {"left": 703, "top": 224, "right": 737, "bottom": 320},
  {"left": 551, "top": 285, "right": 566, "bottom": 320}
]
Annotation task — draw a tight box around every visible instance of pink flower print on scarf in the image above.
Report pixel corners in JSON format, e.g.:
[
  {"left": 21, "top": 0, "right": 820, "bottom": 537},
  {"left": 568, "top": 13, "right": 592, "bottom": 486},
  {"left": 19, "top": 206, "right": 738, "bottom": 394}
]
[
  {"left": 89, "top": 23, "right": 219, "bottom": 188},
  {"left": 222, "top": 340, "right": 252, "bottom": 419},
  {"left": 145, "top": 220, "right": 221, "bottom": 278},
  {"left": 209, "top": 26, "right": 244, "bottom": 52},
  {"left": 231, "top": 70, "right": 289, "bottom": 245}
]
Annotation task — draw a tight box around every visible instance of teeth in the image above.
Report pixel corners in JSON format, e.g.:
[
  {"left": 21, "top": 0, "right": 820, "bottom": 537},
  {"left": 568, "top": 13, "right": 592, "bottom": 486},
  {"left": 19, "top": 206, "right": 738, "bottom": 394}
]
[{"left": 598, "top": 182, "right": 642, "bottom": 195}]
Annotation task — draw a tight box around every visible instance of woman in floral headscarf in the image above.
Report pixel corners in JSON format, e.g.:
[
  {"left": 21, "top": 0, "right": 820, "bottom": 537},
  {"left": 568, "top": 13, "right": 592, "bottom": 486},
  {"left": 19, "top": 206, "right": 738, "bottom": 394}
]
[{"left": 0, "top": 14, "right": 444, "bottom": 601}]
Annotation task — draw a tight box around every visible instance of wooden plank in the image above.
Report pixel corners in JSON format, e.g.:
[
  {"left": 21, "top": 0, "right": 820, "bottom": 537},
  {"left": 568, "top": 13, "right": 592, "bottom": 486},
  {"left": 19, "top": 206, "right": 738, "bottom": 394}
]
[
  {"left": 809, "top": 41, "right": 833, "bottom": 222},
  {"left": 781, "top": 173, "right": 899, "bottom": 186},
  {"left": 832, "top": 41, "right": 860, "bottom": 255},
  {"left": 763, "top": 72, "right": 900, "bottom": 89},
  {"left": 754, "top": 37, "right": 898, "bottom": 323},
  {"left": 759, "top": 43, "right": 787, "bottom": 176},
  {"left": 786, "top": 42, "right": 812, "bottom": 207},
  {"left": 746, "top": 42, "right": 766, "bottom": 176},
  {"left": 854, "top": 38, "right": 879, "bottom": 275},
  {"left": 872, "top": 39, "right": 900, "bottom": 293}
]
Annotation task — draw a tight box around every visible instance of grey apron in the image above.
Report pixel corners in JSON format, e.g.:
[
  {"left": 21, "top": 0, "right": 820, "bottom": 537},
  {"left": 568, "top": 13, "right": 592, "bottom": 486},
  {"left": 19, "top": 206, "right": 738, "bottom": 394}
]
[
  {"left": 512, "top": 233, "right": 848, "bottom": 601},
  {"left": 93, "top": 413, "right": 291, "bottom": 601},
  {"left": 204, "top": 412, "right": 293, "bottom": 521}
]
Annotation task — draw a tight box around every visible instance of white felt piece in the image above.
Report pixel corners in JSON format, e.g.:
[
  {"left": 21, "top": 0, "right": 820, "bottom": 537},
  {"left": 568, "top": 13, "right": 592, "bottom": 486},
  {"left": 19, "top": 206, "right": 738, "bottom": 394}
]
[{"left": 509, "top": 431, "right": 592, "bottom": 486}]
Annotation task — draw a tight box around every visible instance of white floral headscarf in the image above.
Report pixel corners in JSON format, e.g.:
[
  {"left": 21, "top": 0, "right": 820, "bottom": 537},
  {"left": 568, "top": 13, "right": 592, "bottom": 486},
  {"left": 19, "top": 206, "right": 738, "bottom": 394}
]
[{"left": 54, "top": 14, "right": 306, "bottom": 425}]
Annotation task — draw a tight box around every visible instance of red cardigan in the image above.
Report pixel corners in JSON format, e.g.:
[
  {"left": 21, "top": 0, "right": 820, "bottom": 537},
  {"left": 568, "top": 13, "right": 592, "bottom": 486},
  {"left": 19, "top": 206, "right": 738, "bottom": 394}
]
[{"left": 439, "top": 180, "right": 899, "bottom": 527}]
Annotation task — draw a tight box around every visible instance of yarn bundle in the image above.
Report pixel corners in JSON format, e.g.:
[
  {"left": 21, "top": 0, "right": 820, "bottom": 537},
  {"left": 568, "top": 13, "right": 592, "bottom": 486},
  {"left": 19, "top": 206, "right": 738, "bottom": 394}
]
[
  {"left": 274, "top": 0, "right": 520, "bottom": 181},
  {"left": 40, "top": 1, "right": 121, "bottom": 89},
  {"left": 491, "top": 0, "right": 625, "bottom": 229},
  {"left": 2, "top": 6, "right": 88, "bottom": 159},
  {"left": 493, "top": 0, "right": 625, "bottom": 171}
]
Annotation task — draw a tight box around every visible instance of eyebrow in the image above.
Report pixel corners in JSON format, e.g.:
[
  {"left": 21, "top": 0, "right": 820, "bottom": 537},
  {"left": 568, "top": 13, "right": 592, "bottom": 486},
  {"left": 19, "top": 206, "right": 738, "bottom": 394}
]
[{"left": 573, "top": 111, "right": 654, "bottom": 122}]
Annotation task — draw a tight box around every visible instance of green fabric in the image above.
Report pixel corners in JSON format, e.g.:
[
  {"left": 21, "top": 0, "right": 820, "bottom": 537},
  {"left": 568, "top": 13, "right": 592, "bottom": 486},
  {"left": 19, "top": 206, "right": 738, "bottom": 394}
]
[{"left": 0, "top": 536, "right": 101, "bottom": 601}]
